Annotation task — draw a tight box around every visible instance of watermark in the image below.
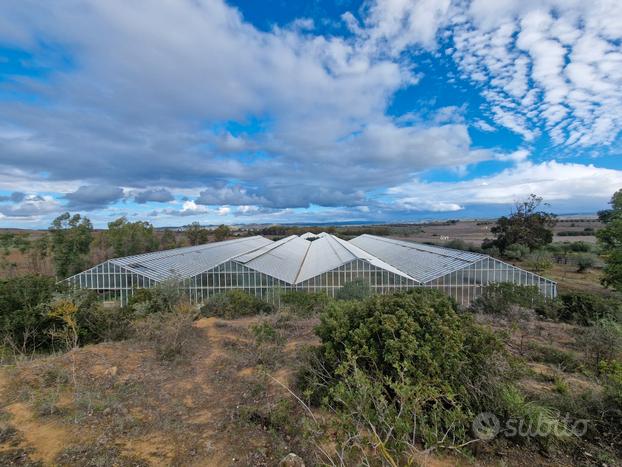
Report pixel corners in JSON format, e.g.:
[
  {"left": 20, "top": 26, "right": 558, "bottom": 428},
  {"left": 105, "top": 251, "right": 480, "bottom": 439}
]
[{"left": 472, "top": 412, "right": 589, "bottom": 440}]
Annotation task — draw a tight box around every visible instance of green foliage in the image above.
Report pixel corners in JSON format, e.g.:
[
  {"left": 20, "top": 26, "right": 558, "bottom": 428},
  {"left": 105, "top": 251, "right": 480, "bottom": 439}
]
[
  {"left": 49, "top": 212, "right": 93, "bottom": 278},
  {"left": 557, "top": 292, "right": 621, "bottom": 325},
  {"left": 0, "top": 275, "right": 58, "bottom": 353},
  {"left": 483, "top": 194, "right": 556, "bottom": 253},
  {"left": 213, "top": 224, "right": 232, "bottom": 241},
  {"left": 184, "top": 222, "right": 209, "bottom": 246},
  {"left": 159, "top": 229, "right": 177, "bottom": 250},
  {"left": 250, "top": 321, "right": 284, "bottom": 345},
  {"left": 524, "top": 249, "right": 553, "bottom": 273},
  {"left": 304, "top": 288, "right": 517, "bottom": 451},
  {"left": 130, "top": 280, "right": 185, "bottom": 315},
  {"left": 334, "top": 278, "right": 372, "bottom": 301},
  {"left": 575, "top": 253, "right": 598, "bottom": 273},
  {"left": 576, "top": 320, "right": 622, "bottom": 374},
  {"left": 504, "top": 243, "right": 530, "bottom": 260},
  {"left": 201, "top": 290, "right": 274, "bottom": 319},
  {"left": 470, "top": 283, "right": 547, "bottom": 315},
  {"left": 107, "top": 217, "right": 158, "bottom": 257},
  {"left": 280, "top": 291, "right": 330, "bottom": 317},
  {"left": 598, "top": 189, "right": 622, "bottom": 292},
  {"left": 600, "top": 360, "right": 622, "bottom": 410}
]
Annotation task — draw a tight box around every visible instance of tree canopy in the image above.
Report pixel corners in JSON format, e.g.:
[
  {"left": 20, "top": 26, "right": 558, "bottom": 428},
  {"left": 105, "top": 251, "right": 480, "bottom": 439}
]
[
  {"left": 597, "top": 189, "right": 622, "bottom": 291},
  {"left": 185, "top": 222, "right": 209, "bottom": 246},
  {"left": 107, "top": 217, "right": 158, "bottom": 257},
  {"left": 49, "top": 212, "right": 93, "bottom": 278},
  {"left": 483, "top": 194, "right": 557, "bottom": 253}
]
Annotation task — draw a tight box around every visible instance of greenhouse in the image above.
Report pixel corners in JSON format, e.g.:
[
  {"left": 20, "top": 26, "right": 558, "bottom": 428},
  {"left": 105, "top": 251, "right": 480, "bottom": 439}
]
[{"left": 64, "top": 233, "right": 557, "bottom": 306}]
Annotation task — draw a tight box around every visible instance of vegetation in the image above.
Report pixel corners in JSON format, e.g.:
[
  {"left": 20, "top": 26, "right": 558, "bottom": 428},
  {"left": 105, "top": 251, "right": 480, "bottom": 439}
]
[
  {"left": 598, "top": 189, "right": 622, "bottom": 291},
  {"left": 213, "top": 224, "right": 232, "bottom": 241},
  {"left": 201, "top": 289, "right": 274, "bottom": 319},
  {"left": 106, "top": 217, "right": 158, "bottom": 257},
  {"left": 299, "top": 288, "right": 575, "bottom": 461},
  {"left": 280, "top": 290, "right": 330, "bottom": 317},
  {"left": 49, "top": 212, "right": 93, "bottom": 278},
  {"left": 184, "top": 221, "right": 209, "bottom": 246},
  {"left": 334, "top": 278, "right": 372, "bottom": 301},
  {"left": 483, "top": 194, "right": 557, "bottom": 253}
]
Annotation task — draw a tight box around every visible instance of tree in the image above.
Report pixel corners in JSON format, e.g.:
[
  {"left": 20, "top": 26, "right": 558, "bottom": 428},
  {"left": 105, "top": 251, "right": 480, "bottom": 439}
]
[
  {"left": 483, "top": 194, "right": 557, "bottom": 253},
  {"left": 597, "top": 189, "right": 622, "bottom": 291},
  {"left": 160, "top": 229, "right": 177, "bottom": 250},
  {"left": 28, "top": 236, "right": 50, "bottom": 274},
  {"left": 185, "top": 222, "right": 209, "bottom": 246},
  {"left": 107, "top": 217, "right": 158, "bottom": 257},
  {"left": 49, "top": 213, "right": 93, "bottom": 278},
  {"left": 213, "top": 224, "right": 231, "bottom": 242}
]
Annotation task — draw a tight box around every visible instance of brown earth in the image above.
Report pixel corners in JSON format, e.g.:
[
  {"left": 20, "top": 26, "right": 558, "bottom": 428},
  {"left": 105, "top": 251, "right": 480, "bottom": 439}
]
[{"left": 0, "top": 311, "right": 616, "bottom": 467}]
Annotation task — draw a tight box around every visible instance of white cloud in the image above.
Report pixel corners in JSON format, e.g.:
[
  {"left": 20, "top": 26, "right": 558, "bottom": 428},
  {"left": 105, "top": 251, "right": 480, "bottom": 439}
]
[{"left": 390, "top": 161, "right": 622, "bottom": 212}]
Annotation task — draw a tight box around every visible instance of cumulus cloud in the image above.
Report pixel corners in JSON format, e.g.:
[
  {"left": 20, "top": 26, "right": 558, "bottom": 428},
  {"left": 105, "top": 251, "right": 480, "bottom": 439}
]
[
  {"left": 0, "top": 194, "right": 61, "bottom": 218},
  {"left": 0, "top": 192, "right": 26, "bottom": 202},
  {"left": 389, "top": 161, "right": 622, "bottom": 212},
  {"left": 133, "top": 188, "right": 174, "bottom": 204},
  {"left": 64, "top": 185, "right": 124, "bottom": 210}
]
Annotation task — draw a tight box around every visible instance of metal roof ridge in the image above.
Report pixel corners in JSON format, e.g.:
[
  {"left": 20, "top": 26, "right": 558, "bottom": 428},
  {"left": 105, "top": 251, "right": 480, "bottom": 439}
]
[
  {"left": 292, "top": 238, "right": 313, "bottom": 283},
  {"left": 357, "top": 234, "right": 486, "bottom": 262},
  {"left": 233, "top": 235, "right": 299, "bottom": 263},
  {"left": 112, "top": 235, "right": 269, "bottom": 263}
]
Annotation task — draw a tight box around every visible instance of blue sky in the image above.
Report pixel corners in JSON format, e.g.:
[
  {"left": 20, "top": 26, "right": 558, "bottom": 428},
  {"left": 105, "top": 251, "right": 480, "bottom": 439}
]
[{"left": 0, "top": 0, "right": 621, "bottom": 228}]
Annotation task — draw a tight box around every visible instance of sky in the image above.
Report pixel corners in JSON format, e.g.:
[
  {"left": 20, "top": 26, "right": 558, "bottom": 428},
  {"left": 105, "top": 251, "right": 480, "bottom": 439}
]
[{"left": 0, "top": 0, "right": 621, "bottom": 228}]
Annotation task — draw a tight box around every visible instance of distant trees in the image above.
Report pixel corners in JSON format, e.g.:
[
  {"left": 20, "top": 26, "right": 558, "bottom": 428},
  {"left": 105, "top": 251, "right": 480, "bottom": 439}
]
[
  {"left": 107, "top": 217, "right": 158, "bottom": 257},
  {"left": 185, "top": 222, "right": 209, "bottom": 246},
  {"left": 597, "top": 189, "right": 622, "bottom": 291},
  {"left": 159, "top": 229, "right": 177, "bottom": 250},
  {"left": 49, "top": 213, "right": 93, "bottom": 278},
  {"left": 213, "top": 224, "right": 231, "bottom": 242},
  {"left": 483, "top": 194, "right": 557, "bottom": 254}
]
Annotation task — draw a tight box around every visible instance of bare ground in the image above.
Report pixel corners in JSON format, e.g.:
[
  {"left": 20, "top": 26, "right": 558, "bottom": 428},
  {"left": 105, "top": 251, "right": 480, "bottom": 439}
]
[{"left": 0, "top": 312, "right": 617, "bottom": 466}]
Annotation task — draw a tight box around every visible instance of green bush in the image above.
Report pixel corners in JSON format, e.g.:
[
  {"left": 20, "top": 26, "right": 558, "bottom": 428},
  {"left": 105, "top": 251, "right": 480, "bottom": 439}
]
[
  {"left": 201, "top": 290, "right": 274, "bottom": 319},
  {"left": 557, "top": 292, "right": 622, "bottom": 325},
  {"left": 280, "top": 291, "right": 330, "bottom": 317},
  {"left": 0, "top": 275, "right": 58, "bottom": 353},
  {"left": 576, "top": 320, "right": 622, "bottom": 373},
  {"left": 524, "top": 249, "right": 553, "bottom": 273},
  {"left": 302, "top": 288, "right": 522, "bottom": 452},
  {"left": 575, "top": 253, "right": 598, "bottom": 273},
  {"left": 600, "top": 360, "right": 622, "bottom": 410},
  {"left": 130, "top": 280, "right": 185, "bottom": 315},
  {"left": 334, "top": 278, "right": 372, "bottom": 301},
  {"left": 470, "top": 283, "right": 548, "bottom": 315},
  {"left": 504, "top": 243, "right": 530, "bottom": 260},
  {"left": 250, "top": 321, "right": 284, "bottom": 345}
]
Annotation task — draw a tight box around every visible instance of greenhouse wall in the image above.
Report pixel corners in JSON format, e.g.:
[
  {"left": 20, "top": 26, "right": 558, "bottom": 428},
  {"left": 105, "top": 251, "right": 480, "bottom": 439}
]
[{"left": 65, "top": 256, "right": 556, "bottom": 307}]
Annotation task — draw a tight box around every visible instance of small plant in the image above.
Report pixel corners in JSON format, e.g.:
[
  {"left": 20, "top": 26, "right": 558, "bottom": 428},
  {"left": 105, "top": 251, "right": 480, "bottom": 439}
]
[
  {"left": 251, "top": 321, "right": 284, "bottom": 345},
  {"left": 133, "top": 307, "right": 198, "bottom": 361}
]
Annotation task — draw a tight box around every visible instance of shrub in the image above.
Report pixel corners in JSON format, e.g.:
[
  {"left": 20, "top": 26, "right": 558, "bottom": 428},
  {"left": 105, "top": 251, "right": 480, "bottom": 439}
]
[
  {"left": 557, "top": 292, "right": 622, "bottom": 325},
  {"left": 250, "top": 321, "right": 284, "bottom": 345},
  {"left": 334, "top": 278, "right": 372, "bottom": 301},
  {"left": 131, "top": 279, "right": 185, "bottom": 315},
  {"left": 303, "top": 288, "right": 522, "bottom": 452},
  {"left": 524, "top": 249, "right": 553, "bottom": 273},
  {"left": 504, "top": 243, "right": 530, "bottom": 260},
  {"left": 0, "top": 275, "right": 58, "bottom": 353},
  {"left": 575, "top": 253, "right": 598, "bottom": 273},
  {"left": 600, "top": 360, "right": 622, "bottom": 410},
  {"left": 470, "top": 283, "right": 547, "bottom": 315},
  {"left": 201, "top": 290, "right": 274, "bottom": 319},
  {"left": 280, "top": 291, "right": 330, "bottom": 317},
  {"left": 576, "top": 320, "right": 622, "bottom": 374},
  {"left": 568, "top": 241, "right": 593, "bottom": 253},
  {"left": 76, "top": 304, "right": 135, "bottom": 343},
  {"left": 133, "top": 308, "right": 198, "bottom": 361}
]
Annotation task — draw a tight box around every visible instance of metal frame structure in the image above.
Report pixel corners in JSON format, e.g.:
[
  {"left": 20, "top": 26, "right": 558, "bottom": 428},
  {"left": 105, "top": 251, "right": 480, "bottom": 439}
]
[{"left": 64, "top": 233, "right": 557, "bottom": 306}]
